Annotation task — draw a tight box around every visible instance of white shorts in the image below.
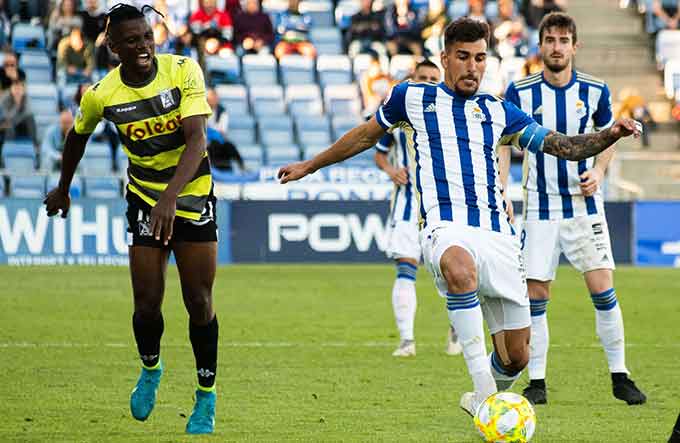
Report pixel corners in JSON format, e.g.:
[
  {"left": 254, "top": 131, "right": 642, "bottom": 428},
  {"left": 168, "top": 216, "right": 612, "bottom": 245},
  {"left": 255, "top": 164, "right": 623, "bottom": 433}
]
[
  {"left": 522, "top": 213, "right": 615, "bottom": 282},
  {"left": 420, "top": 222, "right": 530, "bottom": 333},
  {"left": 385, "top": 220, "right": 421, "bottom": 260}
]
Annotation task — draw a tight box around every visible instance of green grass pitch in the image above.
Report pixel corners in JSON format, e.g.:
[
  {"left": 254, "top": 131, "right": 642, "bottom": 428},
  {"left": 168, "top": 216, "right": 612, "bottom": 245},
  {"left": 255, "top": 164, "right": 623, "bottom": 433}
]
[{"left": 1, "top": 265, "right": 678, "bottom": 442}]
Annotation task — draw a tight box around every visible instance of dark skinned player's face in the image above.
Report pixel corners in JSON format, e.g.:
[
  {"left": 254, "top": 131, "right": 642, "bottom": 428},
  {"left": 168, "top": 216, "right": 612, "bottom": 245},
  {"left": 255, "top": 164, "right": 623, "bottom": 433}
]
[{"left": 109, "top": 18, "right": 156, "bottom": 77}]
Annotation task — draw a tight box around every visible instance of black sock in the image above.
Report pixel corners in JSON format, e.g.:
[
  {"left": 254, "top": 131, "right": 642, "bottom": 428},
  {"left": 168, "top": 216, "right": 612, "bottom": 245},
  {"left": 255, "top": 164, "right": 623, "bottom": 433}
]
[
  {"left": 671, "top": 413, "right": 680, "bottom": 443},
  {"left": 611, "top": 372, "right": 628, "bottom": 384},
  {"left": 132, "top": 312, "right": 164, "bottom": 368},
  {"left": 529, "top": 379, "right": 546, "bottom": 390},
  {"left": 189, "top": 315, "right": 219, "bottom": 389}
]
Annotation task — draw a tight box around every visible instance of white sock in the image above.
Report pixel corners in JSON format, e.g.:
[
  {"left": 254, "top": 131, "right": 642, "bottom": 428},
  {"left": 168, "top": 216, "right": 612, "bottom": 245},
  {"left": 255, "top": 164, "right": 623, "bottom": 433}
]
[
  {"left": 591, "top": 288, "right": 628, "bottom": 374},
  {"left": 489, "top": 352, "right": 522, "bottom": 391},
  {"left": 392, "top": 263, "right": 417, "bottom": 342},
  {"left": 447, "top": 291, "right": 496, "bottom": 400},
  {"left": 528, "top": 299, "right": 549, "bottom": 380}
]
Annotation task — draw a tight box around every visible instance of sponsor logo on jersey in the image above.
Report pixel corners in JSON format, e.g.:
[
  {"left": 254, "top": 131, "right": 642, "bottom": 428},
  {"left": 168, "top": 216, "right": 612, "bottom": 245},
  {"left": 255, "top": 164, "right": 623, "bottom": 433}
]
[{"left": 125, "top": 114, "right": 182, "bottom": 141}]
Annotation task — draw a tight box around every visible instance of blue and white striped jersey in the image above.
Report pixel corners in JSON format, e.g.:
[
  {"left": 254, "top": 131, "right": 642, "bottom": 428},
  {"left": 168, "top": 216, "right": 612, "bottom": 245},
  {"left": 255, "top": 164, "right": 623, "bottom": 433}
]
[
  {"left": 376, "top": 129, "right": 419, "bottom": 223},
  {"left": 376, "top": 81, "right": 543, "bottom": 235},
  {"left": 505, "top": 71, "right": 614, "bottom": 221}
]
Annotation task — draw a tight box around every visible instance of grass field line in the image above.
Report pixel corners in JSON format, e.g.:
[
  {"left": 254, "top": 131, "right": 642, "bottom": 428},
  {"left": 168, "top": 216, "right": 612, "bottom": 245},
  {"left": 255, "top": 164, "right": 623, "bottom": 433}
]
[{"left": 2, "top": 341, "right": 679, "bottom": 349}]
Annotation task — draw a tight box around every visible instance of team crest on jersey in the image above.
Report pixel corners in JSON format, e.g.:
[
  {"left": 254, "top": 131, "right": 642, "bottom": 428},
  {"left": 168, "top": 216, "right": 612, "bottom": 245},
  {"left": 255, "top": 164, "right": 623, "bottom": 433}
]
[
  {"left": 468, "top": 106, "right": 485, "bottom": 121},
  {"left": 159, "top": 89, "right": 175, "bottom": 109},
  {"left": 575, "top": 99, "right": 587, "bottom": 117}
]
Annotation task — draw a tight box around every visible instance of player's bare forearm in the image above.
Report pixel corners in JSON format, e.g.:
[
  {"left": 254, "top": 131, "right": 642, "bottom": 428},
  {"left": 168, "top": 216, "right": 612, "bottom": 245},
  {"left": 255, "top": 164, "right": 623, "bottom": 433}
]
[
  {"left": 496, "top": 145, "right": 512, "bottom": 190},
  {"left": 58, "top": 129, "right": 90, "bottom": 193},
  {"left": 594, "top": 145, "right": 615, "bottom": 174},
  {"left": 165, "top": 115, "right": 208, "bottom": 198},
  {"left": 308, "top": 117, "right": 384, "bottom": 173},
  {"left": 542, "top": 128, "right": 619, "bottom": 161},
  {"left": 374, "top": 150, "right": 392, "bottom": 174}
]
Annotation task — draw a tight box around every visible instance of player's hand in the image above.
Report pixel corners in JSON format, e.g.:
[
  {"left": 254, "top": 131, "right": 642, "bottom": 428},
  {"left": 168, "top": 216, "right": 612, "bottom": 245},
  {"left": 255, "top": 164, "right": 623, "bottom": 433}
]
[
  {"left": 579, "top": 167, "right": 604, "bottom": 197},
  {"left": 610, "top": 118, "right": 642, "bottom": 139},
  {"left": 150, "top": 192, "right": 176, "bottom": 245},
  {"left": 504, "top": 193, "right": 514, "bottom": 224},
  {"left": 43, "top": 187, "right": 71, "bottom": 218},
  {"left": 278, "top": 160, "right": 313, "bottom": 184},
  {"left": 389, "top": 167, "right": 408, "bottom": 186}
]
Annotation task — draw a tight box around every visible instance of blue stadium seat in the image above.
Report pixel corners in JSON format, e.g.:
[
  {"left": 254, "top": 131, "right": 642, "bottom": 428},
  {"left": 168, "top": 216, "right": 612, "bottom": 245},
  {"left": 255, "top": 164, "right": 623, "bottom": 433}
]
[
  {"left": 9, "top": 175, "right": 45, "bottom": 198},
  {"left": 285, "top": 84, "right": 323, "bottom": 116},
  {"left": 47, "top": 174, "right": 82, "bottom": 198},
  {"left": 11, "top": 24, "right": 46, "bottom": 52},
  {"left": 279, "top": 55, "right": 316, "bottom": 86},
  {"left": 30, "top": 97, "right": 59, "bottom": 116},
  {"left": 84, "top": 176, "right": 121, "bottom": 198},
  {"left": 331, "top": 116, "right": 362, "bottom": 141},
  {"left": 302, "top": 144, "right": 326, "bottom": 159},
  {"left": 664, "top": 59, "right": 680, "bottom": 99},
  {"left": 324, "top": 84, "right": 362, "bottom": 116},
  {"left": 3, "top": 139, "right": 36, "bottom": 173},
  {"left": 59, "top": 83, "right": 79, "bottom": 109},
  {"left": 215, "top": 84, "right": 249, "bottom": 115},
  {"left": 310, "top": 27, "right": 344, "bottom": 55},
  {"left": 295, "top": 115, "right": 331, "bottom": 148},
  {"left": 0, "top": 175, "right": 4, "bottom": 195},
  {"left": 81, "top": 142, "right": 112, "bottom": 175},
  {"left": 334, "top": 0, "right": 361, "bottom": 30},
  {"left": 352, "top": 52, "right": 389, "bottom": 80},
  {"left": 266, "top": 145, "right": 301, "bottom": 165},
  {"left": 250, "top": 85, "right": 286, "bottom": 116},
  {"left": 389, "top": 55, "right": 416, "bottom": 81},
  {"left": 205, "top": 54, "right": 241, "bottom": 85},
  {"left": 237, "top": 144, "right": 264, "bottom": 163},
  {"left": 24, "top": 67, "right": 52, "bottom": 83},
  {"left": 19, "top": 51, "right": 50, "bottom": 69},
  {"left": 243, "top": 157, "right": 263, "bottom": 170},
  {"left": 228, "top": 114, "right": 257, "bottom": 145},
  {"left": 300, "top": 0, "right": 334, "bottom": 27},
  {"left": 317, "top": 55, "right": 352, "bottom": 87},
  {"left": 656, "top": 30, "right": 680, "bottom": 68},
  {"left": 258, "top": 115, "right": 294, "bottom": 147},
  {"left": 27, "top": 83, "right": 58, "bottom": 101},
  {"left": 242, "top": 54, "right": 278, "bottom": 85}
]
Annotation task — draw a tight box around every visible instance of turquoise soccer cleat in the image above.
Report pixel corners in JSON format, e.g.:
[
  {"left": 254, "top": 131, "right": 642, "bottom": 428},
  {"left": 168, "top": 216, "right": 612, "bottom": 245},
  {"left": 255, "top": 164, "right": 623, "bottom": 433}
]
[
  {"left": 185, "top": 389, "right": 216, "bottom": 434},
  {"left": 130, "top": 362, "right": 163, "bottom": 421}
]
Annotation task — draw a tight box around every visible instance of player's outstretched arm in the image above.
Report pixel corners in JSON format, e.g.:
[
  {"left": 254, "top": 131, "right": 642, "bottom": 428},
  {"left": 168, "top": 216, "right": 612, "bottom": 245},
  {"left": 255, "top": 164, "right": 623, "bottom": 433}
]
[
  {"left": 542, "top": 118, "right": 641, "bottom": 161},
  {"left": 278, "top": 116, "right": 385, "bottom": 183},
  {"left": 150, "top": 114, "right": 208, "bottom": 245},
  {"left": 43, "top": 129, "right": 91, "bottom": 218}
]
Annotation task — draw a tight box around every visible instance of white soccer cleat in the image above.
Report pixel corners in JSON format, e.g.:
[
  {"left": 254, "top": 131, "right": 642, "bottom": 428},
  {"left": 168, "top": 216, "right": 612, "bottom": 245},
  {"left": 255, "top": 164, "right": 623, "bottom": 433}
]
[
  {"left": 445, "top": 328, "right": 462, "bottom": 355},
  {"left": 392, "top": 341, "right": 416, "bottom": 357},
  {"left": 459, "top": 392, "right": 481, "bottom": 418}
]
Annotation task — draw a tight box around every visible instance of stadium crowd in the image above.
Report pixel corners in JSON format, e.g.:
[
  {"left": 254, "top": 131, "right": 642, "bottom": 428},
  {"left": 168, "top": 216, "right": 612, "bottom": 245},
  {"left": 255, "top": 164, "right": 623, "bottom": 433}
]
[{"left": 0, "top": 0, "right": 678, "bottom": 198}]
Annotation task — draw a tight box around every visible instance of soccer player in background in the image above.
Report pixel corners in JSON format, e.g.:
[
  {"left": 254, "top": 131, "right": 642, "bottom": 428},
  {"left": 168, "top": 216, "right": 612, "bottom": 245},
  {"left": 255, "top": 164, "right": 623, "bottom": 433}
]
[
  {"left": 43, "top": 4, "right": 220, "bottom": 434},
  {"left": 502, "top": 12, "right": 646, "bottom": 406},
  {"left": 374, "top": 59, "right": 462, "bottom": 357},
  {"left": 278, "top": 17, "right": 642, "bottom": 416}
]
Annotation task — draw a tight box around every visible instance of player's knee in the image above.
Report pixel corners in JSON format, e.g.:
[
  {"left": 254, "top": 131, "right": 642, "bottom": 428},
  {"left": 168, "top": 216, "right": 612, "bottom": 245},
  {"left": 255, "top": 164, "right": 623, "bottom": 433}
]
[
  {"left": 186, "top": 291, "right": 213, "bottom": 324},
  {"left": 506, "top": 343, "right": 530, "bottom": 372},
  {"left": 527, "top": 280, "right": 550, "bottom": 300},
  {"left": 441, "top": 250, "right": 477, "bottom": 293},
  {"left": 134, "top": 300, "right": 162, "bottom": 320}
]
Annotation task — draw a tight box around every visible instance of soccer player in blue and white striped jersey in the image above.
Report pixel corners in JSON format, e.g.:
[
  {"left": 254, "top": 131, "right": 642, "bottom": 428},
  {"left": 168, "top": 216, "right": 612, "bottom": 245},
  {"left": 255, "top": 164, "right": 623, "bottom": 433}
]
[
  {"left": 279, "top": 17, "right": 642, "bottom": 417},
  {"left": 374, "top": 60, "right": 462, "bottom": 358},
  {"left": 503, "top": 12, "right": 646, "bottom": 406}
]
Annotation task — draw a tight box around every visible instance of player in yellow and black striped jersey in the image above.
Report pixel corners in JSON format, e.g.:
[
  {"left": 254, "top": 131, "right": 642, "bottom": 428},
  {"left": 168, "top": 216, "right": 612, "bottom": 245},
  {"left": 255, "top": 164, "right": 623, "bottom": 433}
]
[{"left": 44, "top": 3, "right": 219, "bottom": 435}]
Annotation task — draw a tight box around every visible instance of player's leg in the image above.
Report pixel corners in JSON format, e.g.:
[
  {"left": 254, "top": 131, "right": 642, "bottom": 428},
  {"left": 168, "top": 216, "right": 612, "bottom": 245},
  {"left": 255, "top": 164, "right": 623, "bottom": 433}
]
[
  {"left": 521, "top": 220, "right": 561, "bottom": 404},
  {"left": 128, "top": 245, "right": 171, "bottom": 421},
  {"left": 563, "top": 214, "right": 646, "bottom": 405},
  {"left": 391, "top": 257, "right": 419, "bottom": 357},
  {"left": 669, "top": 412, "right": 680, "bottom": 443},
  {"left": 174, "top": 240, "right": 219, "bottom": 433}
]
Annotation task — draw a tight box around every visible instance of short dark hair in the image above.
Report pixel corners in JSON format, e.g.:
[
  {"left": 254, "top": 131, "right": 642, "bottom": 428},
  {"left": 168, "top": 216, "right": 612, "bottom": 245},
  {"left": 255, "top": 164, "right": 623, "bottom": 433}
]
[
  {"left": 444, "top": 17, "right": 490, "bottom": 50},
  {"left": 415, "top": 59, "right": 440, "bottom": 72},
  {"left": 538, "top": 12, "right": 578, "bottom": 44},
  {"left": 105, "top": 3, "right": 163, "bottom": 37}
]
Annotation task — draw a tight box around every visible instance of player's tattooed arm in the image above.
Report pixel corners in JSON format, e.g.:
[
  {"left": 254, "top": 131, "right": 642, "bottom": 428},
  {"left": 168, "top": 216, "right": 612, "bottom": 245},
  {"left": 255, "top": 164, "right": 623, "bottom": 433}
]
[{"left": 542, "top": 118, "right": 641, "bottom": 161}]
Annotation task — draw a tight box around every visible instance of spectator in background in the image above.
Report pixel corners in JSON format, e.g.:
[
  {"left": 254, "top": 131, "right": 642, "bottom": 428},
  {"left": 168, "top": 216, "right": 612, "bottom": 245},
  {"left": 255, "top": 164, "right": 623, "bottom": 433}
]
[
  {"left": 0, "top": 80, "right": 39, "bottom": 166},
  {"left": 652, "top": 0, "right": 680, "bottom": 30},
  {"left": 359, "top": 50, "right": 396, "bottom": 115},
  {"left": 384, "top": 0, "right": 425, "bottom": 57},
  {"left": 616, "top": 88, "right": 655, "bottom": 148},
  {"left": 41, "top": 109, "right": 73, "bottom": 171},
  {"left": 421, "top": 0, "right": 448, "bottom": 56},
  {"left": 190, "top": 0, "right": 235, "bottom": 57},
  {"left": 0, "top": 52, "right": 26, "bottom": 91},
  {"left": 468, "top": 0, "right": 489, "bottom": 23},
  {"left": 79, "top": 0, "right": 108, "bottom": 73},
  {"left": 234, "top": 0, "right": 274, "bottom": 54},
  {"left": 48, "top": 0, "right": 83, "bottom": 54},
  {"left": 57, "top": 27, "right": 95, "bottom": 84},
  {"left": 0, "top": 0, "right": 11, "bottom": 50},
  {"left": 493, "top": 0, "right": 529, "bottom": 58},
  {"left": 150, "top": 0, "right": 191, "bottom": 37},
  {"left": 205, "top": 88, "right": 245, "bottom": 172},
  {"left": 346, "top": 0, "right": 387, "bottom": 58},
  {"left": 153, "top": 22, "right": 173, "bottom": 53},
  {"left": 521, "top": 0, "right": 567, "bottom": 30},
  {"left": 274, "top": 0, "right": 316, "bottom": 59}
]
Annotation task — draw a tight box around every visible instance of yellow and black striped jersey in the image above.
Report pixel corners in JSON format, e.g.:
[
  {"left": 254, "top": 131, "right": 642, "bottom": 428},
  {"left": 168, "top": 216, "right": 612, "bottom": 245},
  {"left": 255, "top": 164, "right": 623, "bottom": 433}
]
[{"left": 74, "top": 54, "right": 213, "bottom": 221}]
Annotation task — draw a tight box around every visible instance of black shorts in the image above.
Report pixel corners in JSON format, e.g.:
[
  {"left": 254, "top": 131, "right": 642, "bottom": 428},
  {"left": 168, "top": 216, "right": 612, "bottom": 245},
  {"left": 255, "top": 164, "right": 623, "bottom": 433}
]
[{"left": 125, "top": 191, "right": 218, "bottom": 248}]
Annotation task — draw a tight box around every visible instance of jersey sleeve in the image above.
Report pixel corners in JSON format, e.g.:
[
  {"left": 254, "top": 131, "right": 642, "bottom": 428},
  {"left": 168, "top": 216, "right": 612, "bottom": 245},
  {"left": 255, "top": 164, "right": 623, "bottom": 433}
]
[
  {"left": 375, "top": 82, "right": 408, "bottom": 131},
  {"left": 593, "top": 84, "right": 614, "bottom": 130},
  {"left": 375, "top": 132, "right": 393, "bottom": 153},
  {"left": 499, "top": 100, "right": 550, "bottom": 153},
  {"left": 178, "top": 57, "right": 212, "bottom": 120},
  {"left": 73, "top": 85, "right": 102, "bottom": 135},
  {"left": 504, "top": 82, "right": 520, "bottom": 107}
]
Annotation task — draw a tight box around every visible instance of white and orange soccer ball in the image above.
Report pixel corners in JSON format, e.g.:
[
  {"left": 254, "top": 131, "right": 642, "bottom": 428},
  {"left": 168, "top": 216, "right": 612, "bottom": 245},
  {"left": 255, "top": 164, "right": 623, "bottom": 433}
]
[{"left": 473, "top": 392, "right": 536, "bottom": 443}]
